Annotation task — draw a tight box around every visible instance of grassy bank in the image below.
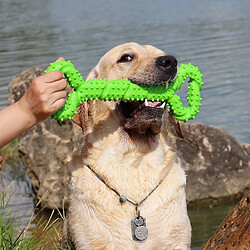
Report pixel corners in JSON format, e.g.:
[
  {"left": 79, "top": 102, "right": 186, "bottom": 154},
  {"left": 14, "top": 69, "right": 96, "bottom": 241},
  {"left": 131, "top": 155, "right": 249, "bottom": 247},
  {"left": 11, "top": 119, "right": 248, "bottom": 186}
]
[
  {"left": 0, "top": 141, "right": 73, "bottom": 249},
  {"left": 0, "top": 181, "right": 73, "bottom": 249},
  {"left": 0, "top": 140, "right": 19, "bottom": 162}
]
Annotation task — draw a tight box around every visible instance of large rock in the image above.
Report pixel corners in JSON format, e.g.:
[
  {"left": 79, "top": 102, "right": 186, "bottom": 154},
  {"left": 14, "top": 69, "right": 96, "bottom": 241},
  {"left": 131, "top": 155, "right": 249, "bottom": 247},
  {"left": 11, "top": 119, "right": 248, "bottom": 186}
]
[
  {"left": 8, "top": 68, "right": 83, "bottom": 209},
  {"left": 8, "top": 68, "right": 250, "bottom": 209},
  {"left": 176, "top": 123, "right": 250, "bottom": 206}
]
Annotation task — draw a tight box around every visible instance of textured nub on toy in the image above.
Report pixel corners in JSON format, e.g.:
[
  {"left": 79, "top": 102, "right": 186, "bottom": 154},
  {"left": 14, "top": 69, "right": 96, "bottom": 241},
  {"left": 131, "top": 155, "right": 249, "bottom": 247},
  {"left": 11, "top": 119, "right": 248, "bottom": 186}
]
[{"left": 45, "top": 60, "right": 203, "bottom": 122}]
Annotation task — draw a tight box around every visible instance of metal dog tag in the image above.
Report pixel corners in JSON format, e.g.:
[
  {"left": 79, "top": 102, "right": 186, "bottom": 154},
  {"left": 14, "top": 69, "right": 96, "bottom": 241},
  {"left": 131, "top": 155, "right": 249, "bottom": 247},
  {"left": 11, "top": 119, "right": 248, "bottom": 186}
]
[{"left": 131, "top": 216, "right": 148, "bottom": 241}]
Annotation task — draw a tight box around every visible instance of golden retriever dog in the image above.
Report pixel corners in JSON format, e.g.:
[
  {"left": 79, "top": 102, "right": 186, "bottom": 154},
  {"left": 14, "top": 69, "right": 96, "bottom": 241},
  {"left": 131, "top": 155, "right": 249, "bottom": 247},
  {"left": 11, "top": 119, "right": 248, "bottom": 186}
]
[{"left": 63, "top": 42, "right": 191, "bottom": 249}]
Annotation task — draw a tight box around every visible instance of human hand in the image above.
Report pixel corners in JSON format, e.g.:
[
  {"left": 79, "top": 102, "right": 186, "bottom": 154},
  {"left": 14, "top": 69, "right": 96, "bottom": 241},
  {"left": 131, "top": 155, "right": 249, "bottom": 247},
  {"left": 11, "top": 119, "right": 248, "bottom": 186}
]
[{"left": 17, "top": 57, "right": 68, "bottom": 124}]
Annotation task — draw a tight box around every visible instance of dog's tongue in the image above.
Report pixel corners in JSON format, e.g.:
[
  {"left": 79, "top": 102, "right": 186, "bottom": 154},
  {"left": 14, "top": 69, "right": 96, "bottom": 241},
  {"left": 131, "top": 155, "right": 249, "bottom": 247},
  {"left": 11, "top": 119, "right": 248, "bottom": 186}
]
[{"left": 147, "top": 101, "right": 161, "bottom": 107}]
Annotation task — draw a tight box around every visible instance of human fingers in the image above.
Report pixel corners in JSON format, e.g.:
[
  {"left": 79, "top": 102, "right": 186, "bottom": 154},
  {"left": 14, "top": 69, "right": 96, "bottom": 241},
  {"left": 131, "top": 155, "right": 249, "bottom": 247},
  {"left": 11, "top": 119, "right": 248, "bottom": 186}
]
[
  {"left": 49, "top": 79, "right": 68, "bottom": 93},
  {"left": 50, "top": 98, "right": 66, "bottom": 114},
  {"left": 45, "top": 57, "right": 66, "bottom": 70},
  {"left": 54, "top": 57, "right": 65, "bottom": 62},
  {"left": 50, "top": 90, "right": 67, "bottom": 104},
  {"left": 42, "top": 71, "right": 65, "bottom": 83}
]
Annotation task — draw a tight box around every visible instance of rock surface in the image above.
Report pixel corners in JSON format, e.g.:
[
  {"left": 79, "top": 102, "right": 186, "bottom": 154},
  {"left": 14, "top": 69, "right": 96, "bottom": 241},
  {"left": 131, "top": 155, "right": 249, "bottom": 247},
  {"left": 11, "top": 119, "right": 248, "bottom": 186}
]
[
  {"left": 202, "top": 191, "right": 250, "bottom": 249},
  {"left": 176, "top": 123, "right": 250, "bottom": 206},
  {"left": 8, "top": 67, "right": 250, "bottom": 209},
  {"left": 8, "top": 68, "right": 83, "bottom": 209}
]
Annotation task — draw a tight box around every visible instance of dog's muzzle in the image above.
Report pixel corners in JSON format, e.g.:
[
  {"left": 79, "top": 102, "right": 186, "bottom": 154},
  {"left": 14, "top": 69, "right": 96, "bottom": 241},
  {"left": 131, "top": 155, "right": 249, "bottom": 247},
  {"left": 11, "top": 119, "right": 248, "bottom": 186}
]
[
  {"left": 119, "top": 100, "right": 166, "bottom": 134},
  {"left": 119, "top": 55, "right": 177, "bottom": 134}
]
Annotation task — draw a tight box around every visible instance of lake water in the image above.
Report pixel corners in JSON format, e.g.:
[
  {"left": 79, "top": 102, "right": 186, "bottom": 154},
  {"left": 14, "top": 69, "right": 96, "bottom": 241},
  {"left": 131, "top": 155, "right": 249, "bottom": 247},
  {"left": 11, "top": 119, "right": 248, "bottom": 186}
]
[
  {"left": 0, "top": 0, "right": 249, "bottom": 248},
  {"left": 0, "top": 0, "right": 249, "bottom": 143}
]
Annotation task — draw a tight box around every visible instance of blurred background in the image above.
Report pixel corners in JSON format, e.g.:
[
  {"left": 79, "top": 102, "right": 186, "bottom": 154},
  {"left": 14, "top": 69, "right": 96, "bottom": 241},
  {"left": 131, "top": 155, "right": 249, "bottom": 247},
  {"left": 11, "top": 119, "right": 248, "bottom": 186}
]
[{"left": 0, "top": 0, "right": 249, "bottom": 249}]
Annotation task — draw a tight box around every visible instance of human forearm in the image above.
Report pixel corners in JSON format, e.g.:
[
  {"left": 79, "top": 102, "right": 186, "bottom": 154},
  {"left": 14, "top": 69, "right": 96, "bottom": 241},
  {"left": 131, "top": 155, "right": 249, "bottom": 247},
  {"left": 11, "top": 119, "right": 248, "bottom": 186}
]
[
  {"left": 0, "top": 58, "right": 67, "bottom": 171},
  {"left": 0, "top": 101, "right": 37, "bottom": 148},
  {"left": 0, "top": 67, "right": 67, "bottom": 149}
]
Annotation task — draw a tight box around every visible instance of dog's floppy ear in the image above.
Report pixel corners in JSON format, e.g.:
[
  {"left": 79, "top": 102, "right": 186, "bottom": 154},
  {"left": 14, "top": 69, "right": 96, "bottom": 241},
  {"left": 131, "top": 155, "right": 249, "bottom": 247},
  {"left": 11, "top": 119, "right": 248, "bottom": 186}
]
[
  {"left": 72, "top": 66, "right": 99, "bottom": 126},
  {"left": 72, "top": 105, "right": 84, "bottom": 127},
  {"left": 168, "top": 111, "right": 184, "bottom": 139}
]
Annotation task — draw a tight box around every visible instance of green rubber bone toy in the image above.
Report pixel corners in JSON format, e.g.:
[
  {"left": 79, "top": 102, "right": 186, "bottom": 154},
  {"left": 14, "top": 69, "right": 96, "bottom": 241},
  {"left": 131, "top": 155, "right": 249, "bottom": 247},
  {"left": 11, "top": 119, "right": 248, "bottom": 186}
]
[{"left": 45, "top": 60, "right": 203, "bottom": 122}]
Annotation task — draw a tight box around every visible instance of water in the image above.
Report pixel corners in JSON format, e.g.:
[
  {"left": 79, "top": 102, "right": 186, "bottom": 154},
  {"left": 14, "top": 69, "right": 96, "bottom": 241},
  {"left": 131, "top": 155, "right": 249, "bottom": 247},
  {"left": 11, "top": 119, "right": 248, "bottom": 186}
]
[
  {"left": 0, "top": 0, "right": 249, "bottom": 248},
  {"left": 188, "top": 202, "right": 238, "bottom": 248},
  {"left": 0, "top": 0, "right": 249, "bottom": 142},
  {"left": 0, "top": 164, "right": 33, "bottom": 229}
]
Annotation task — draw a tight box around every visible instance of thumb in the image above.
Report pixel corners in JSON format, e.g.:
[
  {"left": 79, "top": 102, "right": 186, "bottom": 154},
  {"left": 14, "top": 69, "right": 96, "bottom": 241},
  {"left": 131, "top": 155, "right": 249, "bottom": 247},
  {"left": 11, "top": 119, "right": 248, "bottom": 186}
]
[
  {"left": 46, "top": 57, "right": 66, "bottom": 71},
  {"left": 55, "top": 57, "right": 65, "bottom": 62}
]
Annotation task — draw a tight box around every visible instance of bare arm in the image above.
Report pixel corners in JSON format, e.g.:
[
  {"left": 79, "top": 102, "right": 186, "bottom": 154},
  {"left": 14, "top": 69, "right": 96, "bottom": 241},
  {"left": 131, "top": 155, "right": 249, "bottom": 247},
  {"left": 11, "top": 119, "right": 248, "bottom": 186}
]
[{"left": 0, "top": 58, "right": 68, "bottom": 150}]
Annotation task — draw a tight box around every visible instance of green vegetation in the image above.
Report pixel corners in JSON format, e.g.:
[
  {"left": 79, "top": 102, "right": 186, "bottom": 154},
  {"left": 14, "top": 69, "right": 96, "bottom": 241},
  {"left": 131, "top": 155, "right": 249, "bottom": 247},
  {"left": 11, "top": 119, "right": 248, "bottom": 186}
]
[
  {"left": 0, "top": 181, "right": 70, "bottom": 249},
  {"left": 0, "top": 141, "right": 73, "bottom": 249},
  {"left": 0, "top": 139, "right": 19, "bottom": 163}
]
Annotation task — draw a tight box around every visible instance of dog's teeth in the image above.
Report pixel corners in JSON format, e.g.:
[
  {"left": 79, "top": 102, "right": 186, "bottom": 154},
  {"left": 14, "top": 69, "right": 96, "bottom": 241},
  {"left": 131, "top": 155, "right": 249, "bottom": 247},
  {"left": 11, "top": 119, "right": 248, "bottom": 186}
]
[
  {"left": 160, "top": 102, "right": 166, "bottom": 109},
  {"left": 145, "top": 99, "right": 149, "bottom": 106}
]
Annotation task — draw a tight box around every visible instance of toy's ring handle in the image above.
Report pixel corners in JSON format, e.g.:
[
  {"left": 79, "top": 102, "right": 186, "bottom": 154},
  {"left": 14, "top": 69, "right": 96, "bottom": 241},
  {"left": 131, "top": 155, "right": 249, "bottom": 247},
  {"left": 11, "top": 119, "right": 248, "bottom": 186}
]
[
  {"left": 45, "top": 61, "right": 86, "bottom": 120},
  {"left": 167, "top": 64, "right": 203, "bottom": 121},
  {"left": 45, "top": 60, "right": 83, "bottom": 90}
]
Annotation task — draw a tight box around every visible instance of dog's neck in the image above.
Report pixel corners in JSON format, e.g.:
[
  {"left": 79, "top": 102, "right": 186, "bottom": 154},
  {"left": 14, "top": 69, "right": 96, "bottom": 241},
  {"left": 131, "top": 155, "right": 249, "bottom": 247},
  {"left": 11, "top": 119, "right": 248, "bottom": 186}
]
[{"left": 71, "top": 111, "right": 177, "bottom": 203}]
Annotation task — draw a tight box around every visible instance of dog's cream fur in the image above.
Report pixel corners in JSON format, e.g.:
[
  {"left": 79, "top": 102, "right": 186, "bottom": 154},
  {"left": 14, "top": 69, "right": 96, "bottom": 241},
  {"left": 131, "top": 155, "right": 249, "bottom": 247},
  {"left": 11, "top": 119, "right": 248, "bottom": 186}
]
[{"left": 64, "top": 43, "right": 191, "bottom": 249}]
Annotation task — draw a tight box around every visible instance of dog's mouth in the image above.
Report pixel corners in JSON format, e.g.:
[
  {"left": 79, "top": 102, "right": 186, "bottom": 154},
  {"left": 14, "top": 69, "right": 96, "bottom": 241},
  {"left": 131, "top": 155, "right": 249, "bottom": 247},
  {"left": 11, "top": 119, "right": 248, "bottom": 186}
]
[
  {"left": 119, "top": 99, "right": 166, "bottom": 134},
  {"left": 116, "top": 57, "right": 177, "bottom": 135}
]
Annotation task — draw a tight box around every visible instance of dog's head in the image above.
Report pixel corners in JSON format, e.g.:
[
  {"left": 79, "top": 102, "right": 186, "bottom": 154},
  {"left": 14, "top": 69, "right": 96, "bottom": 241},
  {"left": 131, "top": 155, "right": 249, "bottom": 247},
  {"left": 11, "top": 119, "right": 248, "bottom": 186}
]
[{"left": 73, "top": 42, "right": 181, "bottom": 139}]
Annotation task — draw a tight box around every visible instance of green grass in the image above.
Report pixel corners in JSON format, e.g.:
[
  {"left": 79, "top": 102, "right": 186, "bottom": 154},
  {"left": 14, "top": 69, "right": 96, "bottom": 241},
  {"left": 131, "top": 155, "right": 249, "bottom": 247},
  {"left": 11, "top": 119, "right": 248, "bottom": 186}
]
[
  {"left": 0, "top": 139, "right": 19, "bottom": 163},
  {"left": 0, "top": 182, "right": 72, "bottom": 250},
  {"left": 0, "top": 182, "right": 17, "bottom": 249},
  {"left": 0, "top": 141, "right": 73, "bottom": 249}
]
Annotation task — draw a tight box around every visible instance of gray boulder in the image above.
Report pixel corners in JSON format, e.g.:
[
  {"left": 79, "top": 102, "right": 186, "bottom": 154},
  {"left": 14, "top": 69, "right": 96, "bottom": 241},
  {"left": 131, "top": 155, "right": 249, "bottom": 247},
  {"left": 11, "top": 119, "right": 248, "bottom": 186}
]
[
  {"left": 8, "top": 67, "right": 250, "bottom": 209},
  {"left": 176, "top": 123, "right": 250, "bottom": 205},
  {"left": 8, "top": 68, "right": 82, "bottom": 209}
]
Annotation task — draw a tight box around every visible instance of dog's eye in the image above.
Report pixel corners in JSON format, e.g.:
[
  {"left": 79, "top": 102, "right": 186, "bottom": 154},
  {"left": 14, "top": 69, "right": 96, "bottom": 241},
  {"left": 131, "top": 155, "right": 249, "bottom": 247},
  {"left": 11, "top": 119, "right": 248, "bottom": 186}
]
[{"left": 117, "top": 54, "right": 134, "bottom": 63}]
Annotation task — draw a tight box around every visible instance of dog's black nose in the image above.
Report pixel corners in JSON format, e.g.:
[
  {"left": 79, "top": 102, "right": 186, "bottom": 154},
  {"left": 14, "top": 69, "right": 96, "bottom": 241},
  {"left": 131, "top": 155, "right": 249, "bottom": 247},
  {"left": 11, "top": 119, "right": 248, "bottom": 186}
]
[{"left": 156, "top": 56, "right": 177, "bottom": 70}]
